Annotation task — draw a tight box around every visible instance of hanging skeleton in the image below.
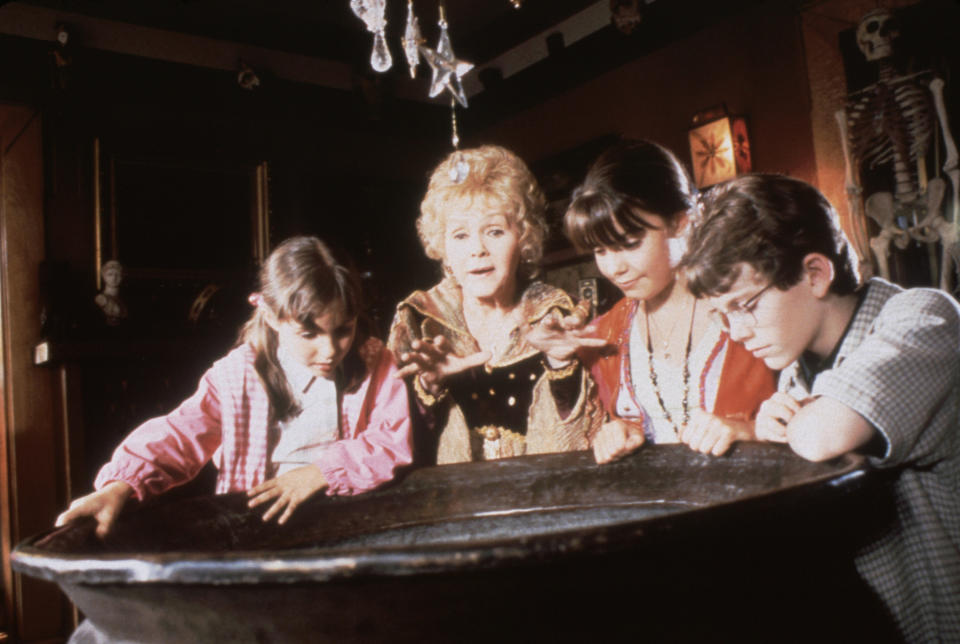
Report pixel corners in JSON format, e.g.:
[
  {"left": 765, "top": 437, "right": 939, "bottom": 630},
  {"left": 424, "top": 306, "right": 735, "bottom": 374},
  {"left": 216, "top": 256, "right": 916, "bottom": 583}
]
[{"left": 837, "top": 8, "right": 959, "bottom": 292}]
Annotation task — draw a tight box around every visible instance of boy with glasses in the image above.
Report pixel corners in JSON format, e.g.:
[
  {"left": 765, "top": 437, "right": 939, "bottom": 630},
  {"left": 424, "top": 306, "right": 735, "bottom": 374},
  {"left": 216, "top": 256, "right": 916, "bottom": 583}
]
[{"left": 683, "top": 173, "right": 959, "bottom": 642}]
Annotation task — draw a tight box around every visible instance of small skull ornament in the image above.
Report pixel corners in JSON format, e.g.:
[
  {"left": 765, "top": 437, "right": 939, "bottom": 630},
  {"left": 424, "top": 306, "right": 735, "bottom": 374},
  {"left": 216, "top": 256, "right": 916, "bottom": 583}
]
[
  {"left": 610, "top": 0, "right": 643, "bottom": 35},
  {"left": 856, "top": 8, "right": 899, "bottom": 61}
]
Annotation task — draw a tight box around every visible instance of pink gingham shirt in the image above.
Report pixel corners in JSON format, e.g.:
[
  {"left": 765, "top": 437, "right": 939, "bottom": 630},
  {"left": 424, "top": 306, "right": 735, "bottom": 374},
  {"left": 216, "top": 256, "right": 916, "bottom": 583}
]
[{"left": 94, "top": 338, "right": 412, "bottom": 499}]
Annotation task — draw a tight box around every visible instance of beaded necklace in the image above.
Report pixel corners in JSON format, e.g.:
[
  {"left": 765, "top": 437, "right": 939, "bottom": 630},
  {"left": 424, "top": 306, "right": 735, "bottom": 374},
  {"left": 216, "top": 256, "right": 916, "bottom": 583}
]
[{"left": 643, "top": 299, "right": 696, "bottom": 435}]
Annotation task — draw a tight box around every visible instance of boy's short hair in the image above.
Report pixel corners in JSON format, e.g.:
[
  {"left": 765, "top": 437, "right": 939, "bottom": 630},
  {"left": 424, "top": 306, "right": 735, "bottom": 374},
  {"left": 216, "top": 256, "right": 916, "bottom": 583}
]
[{"left": 684, "top": 174, "right": 860, "bottom": 298}]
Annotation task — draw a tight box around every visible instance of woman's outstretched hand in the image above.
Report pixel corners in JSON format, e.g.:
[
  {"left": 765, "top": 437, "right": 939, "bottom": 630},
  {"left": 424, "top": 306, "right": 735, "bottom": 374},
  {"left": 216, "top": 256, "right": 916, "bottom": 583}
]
[
  {"left": 55, "top": 480, "right": 134, "bottom": 539},
  {"left": 395, "top": 335, "right": 490, "bottom": 396},
  {"left": 247, "top": 465, "right": 329, "bottom": 525},
  {"left": 524, "top": 304, "right": 608, "bottom": 366}
]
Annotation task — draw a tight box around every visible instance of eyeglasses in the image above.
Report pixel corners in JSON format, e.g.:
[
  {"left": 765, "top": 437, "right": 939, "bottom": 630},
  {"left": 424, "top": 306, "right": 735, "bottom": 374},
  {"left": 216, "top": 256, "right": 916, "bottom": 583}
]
[{"left": 709, "top": 283, "right": 775, "bottom": 332}]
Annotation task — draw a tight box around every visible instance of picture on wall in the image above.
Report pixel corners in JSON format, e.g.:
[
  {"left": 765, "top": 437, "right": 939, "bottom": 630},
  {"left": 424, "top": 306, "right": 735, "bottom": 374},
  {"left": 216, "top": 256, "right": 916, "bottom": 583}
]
[{"left": 688, "top": 116, "right": 737, "bottom": 189}]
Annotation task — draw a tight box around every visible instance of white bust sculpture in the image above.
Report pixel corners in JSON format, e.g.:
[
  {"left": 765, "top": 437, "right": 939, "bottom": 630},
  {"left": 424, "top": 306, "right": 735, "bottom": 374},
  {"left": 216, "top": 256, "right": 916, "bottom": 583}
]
[{"left": 95, "top": 260, "right": 127, "bottom": 326}]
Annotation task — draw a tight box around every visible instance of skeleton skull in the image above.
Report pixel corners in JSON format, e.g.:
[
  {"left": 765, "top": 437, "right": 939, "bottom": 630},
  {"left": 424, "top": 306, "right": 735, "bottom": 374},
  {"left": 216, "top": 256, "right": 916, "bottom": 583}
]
[{"left": 856, "top": 8, "right": 899, "bottom": 61}]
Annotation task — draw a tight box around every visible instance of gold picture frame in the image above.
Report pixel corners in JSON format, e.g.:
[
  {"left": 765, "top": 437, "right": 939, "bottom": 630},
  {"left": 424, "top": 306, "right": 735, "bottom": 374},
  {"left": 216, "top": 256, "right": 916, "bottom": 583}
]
[{"left": 94, "top": 138, "right": 270, "bottom": 288}]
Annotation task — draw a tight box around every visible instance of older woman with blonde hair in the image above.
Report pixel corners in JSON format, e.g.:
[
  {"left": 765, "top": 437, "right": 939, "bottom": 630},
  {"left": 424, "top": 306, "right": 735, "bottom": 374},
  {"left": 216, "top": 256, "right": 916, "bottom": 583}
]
[{"left": 388, "top": 144, "right": 605, "bottom": 464}]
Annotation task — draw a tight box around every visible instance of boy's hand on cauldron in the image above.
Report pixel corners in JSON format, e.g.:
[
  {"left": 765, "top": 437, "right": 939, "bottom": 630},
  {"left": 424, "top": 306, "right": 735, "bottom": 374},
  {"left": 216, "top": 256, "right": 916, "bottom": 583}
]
[
  {"left": 55, "top": 480, "right": 133, "bottom": 539},
  {"left": 247, "top": 466, "right": 328, "bottom": 525},
  {"left": 395, "top": 335, "right": 490, "bottom": 396},
  {"left": 755, "top": 392, "right": 803, "bottom": 443},
  {"left": 680, "top": 409, "right": 753, "bottom": 457},
  {"left": 523, "top": 304, "right": 608, "bottom": 366},
  {"left": 592, "top": 419, "right": 645, "bottom": 464}
]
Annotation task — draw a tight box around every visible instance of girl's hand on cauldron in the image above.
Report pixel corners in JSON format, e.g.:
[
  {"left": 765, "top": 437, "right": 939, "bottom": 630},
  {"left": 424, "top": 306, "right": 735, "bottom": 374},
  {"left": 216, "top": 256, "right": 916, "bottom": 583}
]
[
  {"left": 524, "top": 304, "right": 608, "bottom": 366},
  {"left": 680, "top": 410, "right": 753, "bottom": 456},
  {"left": 755, "top": 392, "right": 802, "bottom": 443},
  {"left": 55, "top": 480, "right": 134, "bottom": 539},
  {"left": 395, "top": 335, "right": 490, "bottom": 396},
  {"left": 247, "top": 466, "right": 329, "bottom": 525},
  {"left": 592, "top": 419, "right": 645, "bottom": 464}
]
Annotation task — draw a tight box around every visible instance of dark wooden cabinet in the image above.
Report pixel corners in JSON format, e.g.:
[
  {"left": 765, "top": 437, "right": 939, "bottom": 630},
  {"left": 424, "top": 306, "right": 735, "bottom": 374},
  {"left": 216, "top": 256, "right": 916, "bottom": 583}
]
[{"left": 34, "top": 334, "right": 236, "bottom": 496}]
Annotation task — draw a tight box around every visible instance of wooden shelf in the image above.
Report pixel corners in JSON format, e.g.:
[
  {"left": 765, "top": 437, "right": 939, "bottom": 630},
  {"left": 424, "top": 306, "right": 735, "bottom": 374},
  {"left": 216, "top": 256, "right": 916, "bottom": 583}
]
[{"left": 33, "top": 335, "right": 232, "bottom": 366}]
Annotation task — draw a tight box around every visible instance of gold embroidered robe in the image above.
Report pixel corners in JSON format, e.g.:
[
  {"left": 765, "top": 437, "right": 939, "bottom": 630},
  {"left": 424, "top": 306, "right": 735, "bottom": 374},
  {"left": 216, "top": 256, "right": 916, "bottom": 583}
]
[{"left": 387, "top": 278, "right": 603, "bottom": 464}]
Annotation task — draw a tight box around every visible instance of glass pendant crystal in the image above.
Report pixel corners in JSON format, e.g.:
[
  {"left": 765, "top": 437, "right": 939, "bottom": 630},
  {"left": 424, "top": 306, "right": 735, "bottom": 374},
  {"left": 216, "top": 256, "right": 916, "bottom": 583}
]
[
  {"left": 371, "top": 30, "right": 392, "bottom": 72},
  {"left": 350, "top": 0, "right": 392, "bottom": 73},
  {"left": 401, "top": 0, "right": 422, "bottom": 78}
]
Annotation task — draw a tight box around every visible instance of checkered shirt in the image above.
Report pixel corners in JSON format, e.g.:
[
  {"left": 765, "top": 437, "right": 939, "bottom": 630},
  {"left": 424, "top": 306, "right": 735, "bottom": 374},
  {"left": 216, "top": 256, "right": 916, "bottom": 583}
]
[
  {"left": 95, "top": 340, "right": 412, "bottom": 499},
  {"left": 780, "top": 278, "right": 960, "bottom": 642}
]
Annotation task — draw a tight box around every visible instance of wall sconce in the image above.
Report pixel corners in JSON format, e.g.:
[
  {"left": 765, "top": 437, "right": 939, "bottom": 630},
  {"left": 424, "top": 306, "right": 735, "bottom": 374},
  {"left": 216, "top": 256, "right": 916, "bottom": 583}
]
[
  {"left": 610, "top": 0, "right": 643, "bottom": 35},
  {"left": 688, "top": 105, "right": 752, "bottom": 189},
  {"left": 237, "top": 61, "right": 261, "bottom": 90},
  {"left": 55, "top": 23, "right": 70, "bottom": 47}
]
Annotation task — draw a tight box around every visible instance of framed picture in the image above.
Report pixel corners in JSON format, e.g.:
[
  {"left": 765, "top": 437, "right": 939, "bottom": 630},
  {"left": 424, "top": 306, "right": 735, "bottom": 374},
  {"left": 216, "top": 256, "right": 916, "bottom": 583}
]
[
  {"left": 533, "top": 134, "right": 619, "bottom": 266},
  {"left": 95, "top": 141, "right": 270, "bottom": 285},
  {"left": 688, "top": 116, "right": 737, "bottom": 189},
  {"left": 92, "top": 139, "right": 270, "bottom": 334},
  {"left": 731, "top": 116, "right": 752, "bottom": 174}
]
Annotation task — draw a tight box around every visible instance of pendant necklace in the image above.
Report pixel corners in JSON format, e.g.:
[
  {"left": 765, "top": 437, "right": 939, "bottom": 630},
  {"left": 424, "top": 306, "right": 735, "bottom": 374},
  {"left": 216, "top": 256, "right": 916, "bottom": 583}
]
[
  {"left": 647, "top": 303, "right": 685, "bottom": 359},
  {"left": 644, "top": 299, "right": 696, "bottom": 435}
]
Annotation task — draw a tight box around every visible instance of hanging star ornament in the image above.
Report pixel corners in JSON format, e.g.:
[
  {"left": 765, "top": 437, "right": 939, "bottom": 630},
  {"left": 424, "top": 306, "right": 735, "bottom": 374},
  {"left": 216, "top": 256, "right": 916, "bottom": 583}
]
[
  {"left": 419, "top": 9, "right": 473, "bottom": 108},
  {"left": 350, "top": 0, "right": 393, "bottom": 72},
  {"left": 401, "top": 0, "right": 424, "bottom": 78}
]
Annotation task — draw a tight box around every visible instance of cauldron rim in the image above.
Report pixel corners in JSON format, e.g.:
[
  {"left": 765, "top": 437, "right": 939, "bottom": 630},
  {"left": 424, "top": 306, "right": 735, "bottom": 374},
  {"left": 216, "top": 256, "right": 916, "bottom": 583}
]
[{"left": 12, "top": 445, "right": 870, "bottom": 586}]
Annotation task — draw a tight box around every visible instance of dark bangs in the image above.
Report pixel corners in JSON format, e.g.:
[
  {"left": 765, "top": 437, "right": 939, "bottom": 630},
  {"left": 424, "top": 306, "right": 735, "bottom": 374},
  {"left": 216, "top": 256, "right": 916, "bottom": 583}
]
[{"left": 564, "top": 190, "right": 661, "bottom": 252}]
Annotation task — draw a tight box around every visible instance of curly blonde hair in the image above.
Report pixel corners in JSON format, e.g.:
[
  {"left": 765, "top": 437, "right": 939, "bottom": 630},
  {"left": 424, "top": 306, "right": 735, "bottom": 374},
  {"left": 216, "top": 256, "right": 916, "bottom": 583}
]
[{"left": 417, "top": 145, "right": 547, "bottom": 279}]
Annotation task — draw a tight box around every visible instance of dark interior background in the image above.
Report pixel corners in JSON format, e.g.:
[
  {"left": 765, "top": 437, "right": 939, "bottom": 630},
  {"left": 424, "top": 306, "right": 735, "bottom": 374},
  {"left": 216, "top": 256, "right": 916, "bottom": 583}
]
[
  {"left": 1, "top": 0, "right": 958, "bottom": 640},
  {"left": 0, "top": 0, "right": 952, "bottom": 480}
]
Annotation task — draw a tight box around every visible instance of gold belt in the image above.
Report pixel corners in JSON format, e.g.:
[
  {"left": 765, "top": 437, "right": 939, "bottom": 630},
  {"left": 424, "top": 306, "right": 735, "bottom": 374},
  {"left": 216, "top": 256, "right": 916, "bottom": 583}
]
[{"left": 475, "top": 425, "right": 526, "bottom": 459}]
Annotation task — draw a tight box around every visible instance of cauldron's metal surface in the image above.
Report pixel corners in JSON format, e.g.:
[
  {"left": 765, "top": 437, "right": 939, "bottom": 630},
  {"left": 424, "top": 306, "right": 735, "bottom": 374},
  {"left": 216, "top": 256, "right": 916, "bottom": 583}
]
[{"left": 13, "top": 444, "right": 879, "bottom": 643}]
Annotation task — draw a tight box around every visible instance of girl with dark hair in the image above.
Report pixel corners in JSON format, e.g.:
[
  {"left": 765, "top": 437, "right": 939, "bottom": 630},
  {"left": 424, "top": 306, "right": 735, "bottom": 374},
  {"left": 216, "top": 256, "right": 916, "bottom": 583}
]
[
  {"left": 57, "top": 236, "right": 412, "bottom": 536},
  {"left": 566, "top": 139, "right": 774, "bottom": 463}
]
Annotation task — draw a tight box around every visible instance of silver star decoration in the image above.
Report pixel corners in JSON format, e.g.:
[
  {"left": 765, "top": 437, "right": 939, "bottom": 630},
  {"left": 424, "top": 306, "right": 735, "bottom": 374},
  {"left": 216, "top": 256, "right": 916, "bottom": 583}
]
[
  {"left": 420, "top": 16, "right": 473, "bottom": 107},
  {"left": 401, "top": 0, "right": 423, "bottom": 78}
]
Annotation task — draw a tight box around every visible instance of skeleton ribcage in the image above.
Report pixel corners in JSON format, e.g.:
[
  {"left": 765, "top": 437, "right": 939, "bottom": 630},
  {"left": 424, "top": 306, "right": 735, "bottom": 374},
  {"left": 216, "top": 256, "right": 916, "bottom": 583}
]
[{"left": 847, "top": 79, "right": 934, "bottom": 174}]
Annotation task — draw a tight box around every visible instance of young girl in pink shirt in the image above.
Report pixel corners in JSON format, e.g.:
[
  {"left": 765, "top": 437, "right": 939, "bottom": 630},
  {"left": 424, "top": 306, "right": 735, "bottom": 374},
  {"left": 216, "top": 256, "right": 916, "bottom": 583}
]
[{"left": 56, "top": 236, "right": 412, "bottom": 537}]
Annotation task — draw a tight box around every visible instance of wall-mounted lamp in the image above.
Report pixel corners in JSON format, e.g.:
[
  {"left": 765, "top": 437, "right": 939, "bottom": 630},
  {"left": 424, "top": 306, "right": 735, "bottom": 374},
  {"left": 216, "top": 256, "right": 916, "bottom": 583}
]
[
  {"left": 688, "top": 105, "right": 751, "bottom": 189},
  {"left": 610, "top": 0, "right": 643, "bottom": 35},
  {"left": 55, "top": 23, "right": 70, "bottom": 47},
  {"left": 237, "top": 61, "right": 261, "bottom": 90}
]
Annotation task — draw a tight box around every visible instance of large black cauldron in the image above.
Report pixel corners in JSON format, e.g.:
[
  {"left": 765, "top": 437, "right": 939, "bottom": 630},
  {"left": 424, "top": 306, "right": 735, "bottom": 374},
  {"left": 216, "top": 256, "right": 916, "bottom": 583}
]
[{"left": 13, "top": 444, "right": 891, "bottom": 643}]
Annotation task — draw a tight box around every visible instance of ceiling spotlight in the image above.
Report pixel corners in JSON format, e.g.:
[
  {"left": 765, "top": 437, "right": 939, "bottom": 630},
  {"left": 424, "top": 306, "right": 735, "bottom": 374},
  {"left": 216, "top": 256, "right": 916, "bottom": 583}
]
[{"left": 509, "top": 0, "right": 523, "bottom": 8}]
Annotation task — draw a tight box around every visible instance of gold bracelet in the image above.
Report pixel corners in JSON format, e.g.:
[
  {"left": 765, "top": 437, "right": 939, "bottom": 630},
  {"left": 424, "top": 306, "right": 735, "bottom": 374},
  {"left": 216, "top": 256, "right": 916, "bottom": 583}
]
[
  {"left": 541, "top": 358, "right": 580, "bottom": 381},
  {"left": 413, "top": 374, "right": 448, "bottom": 406}
]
